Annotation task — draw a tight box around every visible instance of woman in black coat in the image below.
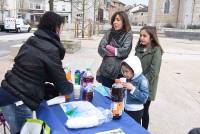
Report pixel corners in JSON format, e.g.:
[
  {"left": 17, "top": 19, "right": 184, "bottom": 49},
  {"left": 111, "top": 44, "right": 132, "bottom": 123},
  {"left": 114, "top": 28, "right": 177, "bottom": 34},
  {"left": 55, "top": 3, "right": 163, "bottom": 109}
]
[
  {"left": 0, "top": 11, "right": 73, "bottom": 134},
  {"left": 97, "top": 11, "right": 133, "bottom": 88}
]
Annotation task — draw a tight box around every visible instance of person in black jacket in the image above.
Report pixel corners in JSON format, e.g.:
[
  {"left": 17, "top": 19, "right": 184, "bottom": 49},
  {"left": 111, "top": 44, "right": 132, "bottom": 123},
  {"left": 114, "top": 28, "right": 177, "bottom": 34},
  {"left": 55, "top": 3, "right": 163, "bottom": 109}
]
[
  {"left": 97, "top": 11, "right": 133, "bottom": 88},
  {"left": 0, "top": 11, "right": 73, "bottom": 134}
]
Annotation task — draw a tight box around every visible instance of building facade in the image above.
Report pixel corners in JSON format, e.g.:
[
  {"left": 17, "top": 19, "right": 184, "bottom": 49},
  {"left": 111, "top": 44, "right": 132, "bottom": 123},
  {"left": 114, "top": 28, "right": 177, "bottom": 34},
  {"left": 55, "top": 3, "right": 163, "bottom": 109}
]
[
  {"left": 97, "top": 0, "right": 110, "bottom": 23},
  {"left": 17, "top": 0, "right": 46, "bottom": 23},
  {"left": 0, "top": 0, "right": 17, "bottom": 21},
  {"left": 53, "top": 0, "right": 72, "bottom": 23},
  {"left": 148, "top": 0, "right": 200, "bottom": 28},
  {"left": 131, "top": 7, "right": 148, "bottom": 26},
  {"left": 130, "top": 4, "right": 148, "bottom": 26},
  {"left": 108, "top": 0, "right": 126, "bottom": 21}
]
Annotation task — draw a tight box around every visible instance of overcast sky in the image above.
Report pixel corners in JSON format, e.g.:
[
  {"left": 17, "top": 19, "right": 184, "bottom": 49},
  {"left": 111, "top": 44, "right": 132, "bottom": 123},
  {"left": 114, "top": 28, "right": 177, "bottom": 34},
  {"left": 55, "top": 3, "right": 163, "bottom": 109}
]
[{"left": 119, "top": 0, "right": 149, "bottom": 6}]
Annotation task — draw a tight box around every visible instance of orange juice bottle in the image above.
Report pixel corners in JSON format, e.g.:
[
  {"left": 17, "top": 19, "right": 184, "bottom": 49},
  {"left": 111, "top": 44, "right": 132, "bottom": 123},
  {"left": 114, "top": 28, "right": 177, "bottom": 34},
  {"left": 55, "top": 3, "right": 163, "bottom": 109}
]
[{"left": 64, "top": 66, "right": 71, "bottom": 81}]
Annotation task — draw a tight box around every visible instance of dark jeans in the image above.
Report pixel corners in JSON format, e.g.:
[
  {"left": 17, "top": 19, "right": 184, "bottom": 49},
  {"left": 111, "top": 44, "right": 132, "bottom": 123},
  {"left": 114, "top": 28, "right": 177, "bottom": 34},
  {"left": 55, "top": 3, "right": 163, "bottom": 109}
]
[
  {"left": 142, "top": 100, "right": 151, "bottom": 129},
  {"left": 125, "top": 109, "right": 144, "bottom": 125},
  {"left": 0, "top": 87, "right": 20, "bottom": 107},
  {"left": 0, "top": 87, "right": 32, "bottom": 134},
  {"left": 1, "top": 104, "right": 32, "bottom": 134}
]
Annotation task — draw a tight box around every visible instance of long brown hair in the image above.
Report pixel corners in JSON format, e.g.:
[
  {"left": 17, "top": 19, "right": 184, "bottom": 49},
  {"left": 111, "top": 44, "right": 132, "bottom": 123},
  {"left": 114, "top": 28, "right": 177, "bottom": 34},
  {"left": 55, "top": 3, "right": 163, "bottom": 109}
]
[
  {"left": 110, "top": 11, "right": 131, "bottom": 32},
  {"left": 136, "top": 26, "right": 164, "bottom": 54}
]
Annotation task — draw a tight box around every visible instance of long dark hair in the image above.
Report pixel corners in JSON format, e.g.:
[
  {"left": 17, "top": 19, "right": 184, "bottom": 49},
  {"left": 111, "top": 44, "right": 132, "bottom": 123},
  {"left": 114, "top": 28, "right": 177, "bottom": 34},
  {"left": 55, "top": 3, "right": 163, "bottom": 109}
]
[
  {"left": 110, "top": 11, "right": 131, "bottom": 32},
  {"left": 136, "top": 26, "right": 164, "bottom": 54},
  {"left": 38, "top": 11, "right": 65, "bottom": 33}
]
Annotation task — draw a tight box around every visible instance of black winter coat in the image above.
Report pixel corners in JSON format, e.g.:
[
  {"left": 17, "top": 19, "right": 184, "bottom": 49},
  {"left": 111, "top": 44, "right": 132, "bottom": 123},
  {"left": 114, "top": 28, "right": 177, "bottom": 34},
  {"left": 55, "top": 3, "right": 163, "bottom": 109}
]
[{"left": 1, "top": 29, "right": 73, "bottom": 110}]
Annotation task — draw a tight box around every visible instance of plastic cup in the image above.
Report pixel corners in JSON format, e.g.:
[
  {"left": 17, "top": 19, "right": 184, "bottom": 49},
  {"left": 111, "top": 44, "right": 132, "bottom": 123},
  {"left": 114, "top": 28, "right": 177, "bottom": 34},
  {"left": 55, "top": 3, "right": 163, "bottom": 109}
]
[{"left": 120, "top": 77, "right": 126, "bottom": 83}]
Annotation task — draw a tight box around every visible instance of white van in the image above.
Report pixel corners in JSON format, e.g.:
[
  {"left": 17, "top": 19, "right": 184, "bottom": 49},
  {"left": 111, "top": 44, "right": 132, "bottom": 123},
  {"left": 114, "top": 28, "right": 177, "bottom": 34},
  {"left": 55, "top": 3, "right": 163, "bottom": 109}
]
[{"left": 4, "top": 18, "right": 31, "bottom": 33}]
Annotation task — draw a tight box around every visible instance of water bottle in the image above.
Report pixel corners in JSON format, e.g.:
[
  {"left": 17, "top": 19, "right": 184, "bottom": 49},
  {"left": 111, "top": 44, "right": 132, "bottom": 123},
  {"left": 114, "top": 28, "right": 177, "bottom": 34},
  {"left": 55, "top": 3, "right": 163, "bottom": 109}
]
[{"left": 74, "top": 70, "right": 81, "bottom": 85}]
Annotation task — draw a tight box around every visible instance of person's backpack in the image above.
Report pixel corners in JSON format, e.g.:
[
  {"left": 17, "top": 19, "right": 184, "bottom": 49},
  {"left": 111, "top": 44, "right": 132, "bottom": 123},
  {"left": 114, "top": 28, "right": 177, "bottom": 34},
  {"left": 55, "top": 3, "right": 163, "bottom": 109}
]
[{"left": 20, "top": 118, "right": 50, "bottom": 134}]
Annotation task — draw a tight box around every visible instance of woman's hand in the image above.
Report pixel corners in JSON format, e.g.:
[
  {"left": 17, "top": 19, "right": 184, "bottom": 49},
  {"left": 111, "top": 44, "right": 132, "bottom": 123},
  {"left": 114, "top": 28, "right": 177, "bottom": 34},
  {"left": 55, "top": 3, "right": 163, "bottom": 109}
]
[
  {"left": 106, "top": 51, "right": 115, "bottom": 57},
  {"left": 106, "top": 45, "right": 115, "bottom": 54}
]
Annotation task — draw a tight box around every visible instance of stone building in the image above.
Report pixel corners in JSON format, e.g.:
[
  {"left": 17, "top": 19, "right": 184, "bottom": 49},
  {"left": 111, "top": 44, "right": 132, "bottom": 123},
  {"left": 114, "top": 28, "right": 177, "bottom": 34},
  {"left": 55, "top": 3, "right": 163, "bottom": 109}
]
[
  {"left": 148, "top": 0, "right": 200, "bottom": 28},
  {"left": 130, "top": 4, "right": 148, "bottom": 26}
]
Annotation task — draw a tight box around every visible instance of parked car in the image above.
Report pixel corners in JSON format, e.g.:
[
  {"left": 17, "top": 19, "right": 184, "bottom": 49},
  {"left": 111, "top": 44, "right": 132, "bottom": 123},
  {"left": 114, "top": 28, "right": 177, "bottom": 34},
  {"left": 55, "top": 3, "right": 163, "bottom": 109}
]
[{"left": 4, "top": 18, "right": 31, "bottom": 33}]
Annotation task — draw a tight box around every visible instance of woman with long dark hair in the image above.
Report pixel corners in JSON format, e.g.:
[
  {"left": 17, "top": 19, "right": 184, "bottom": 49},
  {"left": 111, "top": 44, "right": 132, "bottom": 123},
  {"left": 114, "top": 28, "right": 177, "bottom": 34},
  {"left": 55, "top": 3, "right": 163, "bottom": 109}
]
[
  {"left": 97, "top": 11, "right": 133, "bottom": 88},
  {"left": 135, "top": 26, "right": 163, "bottom": 129}
]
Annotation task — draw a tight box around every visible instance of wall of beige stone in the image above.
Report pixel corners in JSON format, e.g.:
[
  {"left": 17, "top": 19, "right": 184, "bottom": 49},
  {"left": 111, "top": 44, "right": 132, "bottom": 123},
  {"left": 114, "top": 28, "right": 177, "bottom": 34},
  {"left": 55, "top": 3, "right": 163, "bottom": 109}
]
[
  {"left": 153, "top": 0, "right": 179, "bottom": 27},
  {"left": 177, "top": 0, "right": 193, "bottom": 28},
  {"left": 192, "top": 0, "right": 200, "bottom": 25},
  {"left": 147, "top": 0, "right": 153, "bottom": 25},
  {"left": 132, "top": 12, "right": 148, "bottom": 26},
  {"left": 148, "top": 0, "right": 200, "bottom": 28}
]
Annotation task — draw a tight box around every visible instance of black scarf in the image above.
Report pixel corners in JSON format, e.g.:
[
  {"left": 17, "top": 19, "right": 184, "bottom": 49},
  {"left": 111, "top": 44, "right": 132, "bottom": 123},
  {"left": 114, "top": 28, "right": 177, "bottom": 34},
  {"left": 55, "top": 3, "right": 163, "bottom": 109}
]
[{"left": 108, "top": 28, "right": 126, "bottom": 45}]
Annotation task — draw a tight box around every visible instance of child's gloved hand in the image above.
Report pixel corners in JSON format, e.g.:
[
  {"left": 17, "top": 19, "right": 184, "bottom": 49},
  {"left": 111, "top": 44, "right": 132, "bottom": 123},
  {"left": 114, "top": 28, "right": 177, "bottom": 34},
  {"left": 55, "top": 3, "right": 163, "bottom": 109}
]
[
  {"left": 122, "top": 82, "right": 136, "bottom": 92},
  {"left": 106, "top": 45, "right": 115, "bottom": 54}
]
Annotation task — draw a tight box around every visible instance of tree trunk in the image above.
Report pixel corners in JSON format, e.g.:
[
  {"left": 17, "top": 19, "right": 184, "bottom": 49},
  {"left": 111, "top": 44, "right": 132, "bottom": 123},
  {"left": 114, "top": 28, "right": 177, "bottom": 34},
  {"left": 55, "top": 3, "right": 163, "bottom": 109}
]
[
  {"left": 49, "top": 0, "right": 54, "bottom": 11},
  {"left": 1, "top": 0, "right": 4, "bottom": 21},
  {"left": 82, "top": 0, "right": 85, "bottom": 38},
  {"left": 93, "top": 0, "right": 97, "bottom": 35}
]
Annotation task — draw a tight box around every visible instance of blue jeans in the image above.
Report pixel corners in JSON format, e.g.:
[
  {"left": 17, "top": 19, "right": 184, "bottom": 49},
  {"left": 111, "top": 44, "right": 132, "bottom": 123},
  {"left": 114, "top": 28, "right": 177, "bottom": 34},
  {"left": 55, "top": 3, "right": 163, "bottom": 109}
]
[
  {"left": 0, "top": 87, "right": 32, "bottom": 134},
  {"left": 1, "top": 104, "right": 32, "bottom": 134}
]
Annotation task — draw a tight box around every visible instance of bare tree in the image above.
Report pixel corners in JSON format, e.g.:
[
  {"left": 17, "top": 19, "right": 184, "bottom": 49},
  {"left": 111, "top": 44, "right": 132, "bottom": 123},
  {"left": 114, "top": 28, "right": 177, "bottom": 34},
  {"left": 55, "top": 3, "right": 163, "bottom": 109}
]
[
  {"left": 0, "top": 0, "right": 5, "bottom": 21},
  {"left": 81, "top": 0, "right": 86, "bottom": 38},
  {"left": 93, "top": 0, "right": 100, "bottom": 34},
  {"left": 72, "top": 0, "right": 98, "bottom": 38},
  {"left": 49, "top": 0, "right": 54, "bottom": 11}
]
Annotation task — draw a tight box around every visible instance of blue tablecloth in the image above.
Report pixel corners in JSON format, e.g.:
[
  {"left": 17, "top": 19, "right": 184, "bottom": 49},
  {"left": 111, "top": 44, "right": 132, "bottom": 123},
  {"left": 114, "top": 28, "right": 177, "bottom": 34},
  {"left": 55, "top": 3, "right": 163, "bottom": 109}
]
[{"left": 36, "top": 91, "right": 150, "bottom": 134}]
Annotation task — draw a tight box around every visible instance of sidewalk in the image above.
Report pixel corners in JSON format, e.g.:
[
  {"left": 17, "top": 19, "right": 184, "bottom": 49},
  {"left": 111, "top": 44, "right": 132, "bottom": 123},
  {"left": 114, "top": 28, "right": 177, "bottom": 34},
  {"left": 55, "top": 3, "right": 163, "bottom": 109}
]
[
  {"left": 0, "top": 33, "right": 33, "bottom": 42},
  {"left": 0, "top": 34, "right": 200, "bottom": 134}
]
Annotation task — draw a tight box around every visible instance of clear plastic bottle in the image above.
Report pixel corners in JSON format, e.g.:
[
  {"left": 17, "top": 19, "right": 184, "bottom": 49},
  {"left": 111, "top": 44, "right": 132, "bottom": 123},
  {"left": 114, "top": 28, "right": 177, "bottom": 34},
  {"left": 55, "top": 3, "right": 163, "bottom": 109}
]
[
  {"left": 82, "top": 68, "right": 94, "bottom": 87},
  {"left": 82, "top": 68, "right": 94, "bottom": 102}
]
